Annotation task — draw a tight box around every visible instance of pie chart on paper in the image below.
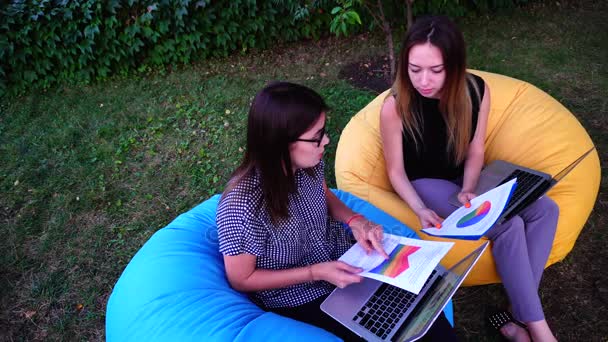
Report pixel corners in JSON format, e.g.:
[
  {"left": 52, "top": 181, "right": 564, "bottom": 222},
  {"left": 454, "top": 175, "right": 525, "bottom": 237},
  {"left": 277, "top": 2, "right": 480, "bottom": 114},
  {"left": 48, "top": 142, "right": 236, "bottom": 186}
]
[{"left": 456, "top": 201, "right": 491, "bottom": 228}]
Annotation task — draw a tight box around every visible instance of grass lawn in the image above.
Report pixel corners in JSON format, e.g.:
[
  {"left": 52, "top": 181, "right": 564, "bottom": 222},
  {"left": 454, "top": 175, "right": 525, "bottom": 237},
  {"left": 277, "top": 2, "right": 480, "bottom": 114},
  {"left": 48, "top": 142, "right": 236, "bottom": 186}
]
[{"left": 1, "top": 0, "right": 606, "bottom": 340}]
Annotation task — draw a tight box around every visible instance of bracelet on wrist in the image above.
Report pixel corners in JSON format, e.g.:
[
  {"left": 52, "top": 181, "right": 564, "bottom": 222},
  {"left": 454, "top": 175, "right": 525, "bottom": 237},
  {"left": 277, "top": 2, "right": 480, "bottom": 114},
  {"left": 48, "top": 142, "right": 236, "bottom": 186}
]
[{"left": 346, "top": 213, "right": 364, "bottom": 226}]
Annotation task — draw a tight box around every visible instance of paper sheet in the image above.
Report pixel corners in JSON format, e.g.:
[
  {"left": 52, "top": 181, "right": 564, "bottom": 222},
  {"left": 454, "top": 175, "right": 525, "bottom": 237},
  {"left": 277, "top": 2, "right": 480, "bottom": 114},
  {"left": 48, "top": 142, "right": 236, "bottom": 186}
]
[
  {"left": 421, "top": 179, "right": 517, "bottom": 239},
  {"left": 338, "top": 234, "right": 453, "bottom": 294}
]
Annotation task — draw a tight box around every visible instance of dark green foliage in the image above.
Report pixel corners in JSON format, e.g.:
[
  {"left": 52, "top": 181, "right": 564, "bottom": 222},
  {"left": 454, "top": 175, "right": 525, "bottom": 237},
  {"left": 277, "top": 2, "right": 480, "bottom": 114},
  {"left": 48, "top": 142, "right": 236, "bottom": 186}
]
[
  {"left": 0, "top": 0, "right": 333, "bottom": 94},
  {"left": 341, "top": 0, "right": 537, "bottom": 33},
  {"left": 0, "top": 0, "right": 534, "bottom": 94},
  {"left": 413, "top": 0, "right": 533, "bottom": 16}
]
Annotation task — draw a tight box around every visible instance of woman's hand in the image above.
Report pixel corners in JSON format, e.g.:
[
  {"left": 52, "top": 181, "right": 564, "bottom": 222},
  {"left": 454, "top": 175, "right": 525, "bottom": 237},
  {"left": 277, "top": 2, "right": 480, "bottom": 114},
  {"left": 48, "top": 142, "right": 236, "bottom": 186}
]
[
  {"left": 310, "top": 261, "right": 363, "bottom": 288},
  {"left": 415, "top": 208, "right": 443, "bottom": 228},
  {"left": 457, "top": 191, "right": 477, "bottom": 207},
  {"left": 349, "top": 217, "right": 390, "bottom": 259}
]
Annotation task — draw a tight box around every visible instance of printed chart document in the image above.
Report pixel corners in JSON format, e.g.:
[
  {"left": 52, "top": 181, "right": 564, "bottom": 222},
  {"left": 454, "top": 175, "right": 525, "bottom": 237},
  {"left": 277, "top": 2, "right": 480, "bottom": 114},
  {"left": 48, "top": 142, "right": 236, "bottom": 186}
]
[
  {"left": 421, "top": 179, "right": 517, "bottom": 240},
  {"left": 339, "top": 234, "right": 453, "bottom": 294}
]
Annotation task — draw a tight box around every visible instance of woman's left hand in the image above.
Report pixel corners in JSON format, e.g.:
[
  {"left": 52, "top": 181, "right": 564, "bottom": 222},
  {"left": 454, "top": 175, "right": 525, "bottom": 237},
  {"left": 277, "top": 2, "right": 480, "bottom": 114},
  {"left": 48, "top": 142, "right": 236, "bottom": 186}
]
[
  {"left": 457, "top": 191, "right": 477, "bottom": 207},
  {"left": 349, "top": 217, "right": 390, "bottom": 259}
]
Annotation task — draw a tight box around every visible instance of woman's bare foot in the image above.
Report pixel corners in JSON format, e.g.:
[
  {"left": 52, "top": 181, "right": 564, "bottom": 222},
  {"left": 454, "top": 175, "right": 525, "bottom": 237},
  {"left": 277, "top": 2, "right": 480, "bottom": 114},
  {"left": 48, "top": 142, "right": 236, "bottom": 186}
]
[
  {"left": 527, "top": 320, "right": 558, "bottom": 342},
  {"left": 500, "top": 321, "right": 531, "bottom": 342}
]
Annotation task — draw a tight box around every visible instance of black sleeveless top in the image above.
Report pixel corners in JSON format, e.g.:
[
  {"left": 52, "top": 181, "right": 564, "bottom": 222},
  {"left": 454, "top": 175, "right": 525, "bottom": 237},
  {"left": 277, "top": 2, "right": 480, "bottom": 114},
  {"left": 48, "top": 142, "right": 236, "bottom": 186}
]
[{"left": 400, "top": 73, "right": 485, "bottom": 181}]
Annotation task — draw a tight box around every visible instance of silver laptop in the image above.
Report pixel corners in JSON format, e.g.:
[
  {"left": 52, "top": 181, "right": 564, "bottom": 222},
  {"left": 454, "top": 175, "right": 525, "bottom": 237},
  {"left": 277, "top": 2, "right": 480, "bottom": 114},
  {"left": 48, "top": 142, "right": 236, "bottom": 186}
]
[
  {"left": 448, "top": 147, "right": 594, "bottom": 222},
  {"left": 321, "top": 242, "right": 489, "bottom": 342}
]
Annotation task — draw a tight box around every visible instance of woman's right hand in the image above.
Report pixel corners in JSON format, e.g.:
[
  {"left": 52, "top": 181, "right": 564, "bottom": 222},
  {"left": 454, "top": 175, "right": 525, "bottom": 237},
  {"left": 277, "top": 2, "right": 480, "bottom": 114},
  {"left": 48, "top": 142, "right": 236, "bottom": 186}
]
[
  {"left": 415, "top": 208, "right": 443, "bottom": 228},
  {"left": 310, "top": 261, "right": 363, "bottom": 288}
]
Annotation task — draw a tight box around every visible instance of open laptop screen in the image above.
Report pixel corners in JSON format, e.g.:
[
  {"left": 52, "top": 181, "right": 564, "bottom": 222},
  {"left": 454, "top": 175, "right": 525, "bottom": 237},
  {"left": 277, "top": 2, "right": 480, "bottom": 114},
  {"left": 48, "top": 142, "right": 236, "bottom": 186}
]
[{"left": 395, "top": 245, "right": 486, "bottom": 342}]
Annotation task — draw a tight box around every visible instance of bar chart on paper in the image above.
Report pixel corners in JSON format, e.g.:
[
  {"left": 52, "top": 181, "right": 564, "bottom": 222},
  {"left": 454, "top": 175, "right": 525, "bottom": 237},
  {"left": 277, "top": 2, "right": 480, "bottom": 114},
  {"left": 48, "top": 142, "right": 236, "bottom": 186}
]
[{"left": 370, "top": 244, "right": 421, "bottom": 278}]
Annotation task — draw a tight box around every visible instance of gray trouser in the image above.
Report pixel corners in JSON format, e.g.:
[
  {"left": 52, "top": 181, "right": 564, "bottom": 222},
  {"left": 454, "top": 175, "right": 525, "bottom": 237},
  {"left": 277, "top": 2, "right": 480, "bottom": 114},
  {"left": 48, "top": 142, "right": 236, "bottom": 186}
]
[{"left": 412, "top": 178, "right": 559, "bottom": 322}]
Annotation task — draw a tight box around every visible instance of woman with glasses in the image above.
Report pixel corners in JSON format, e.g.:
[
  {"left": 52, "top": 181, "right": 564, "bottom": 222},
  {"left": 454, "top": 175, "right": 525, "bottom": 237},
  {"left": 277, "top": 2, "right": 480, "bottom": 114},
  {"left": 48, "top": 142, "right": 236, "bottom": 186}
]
[{"left": 216, "top": 82, "right": 457, "bottom": 341}]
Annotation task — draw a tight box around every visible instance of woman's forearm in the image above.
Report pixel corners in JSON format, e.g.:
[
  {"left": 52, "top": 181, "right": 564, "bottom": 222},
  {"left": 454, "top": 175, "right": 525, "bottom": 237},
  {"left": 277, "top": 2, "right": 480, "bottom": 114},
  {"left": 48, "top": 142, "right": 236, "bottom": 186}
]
[
  {"left": 388, "top": 170, "right": 427, "bottom": 215},
  {"left": 230, "top": 265, "right": 314, "bottom": 292},
  {"left": 462, "top": 83, "right": 490, "bottom": 194},
  {"left": 379, "top": 98, "right": 427, "bottom": 216},
  {"left": 461, "top": 149, "right": 484, "bottom": 193}
]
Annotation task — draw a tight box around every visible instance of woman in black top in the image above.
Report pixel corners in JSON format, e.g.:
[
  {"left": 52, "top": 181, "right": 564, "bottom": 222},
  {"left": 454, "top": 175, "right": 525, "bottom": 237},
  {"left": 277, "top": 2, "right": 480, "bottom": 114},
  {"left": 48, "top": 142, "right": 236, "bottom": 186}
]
[{"left": 380, "top": 16, "right": 558, "bottom": 342}]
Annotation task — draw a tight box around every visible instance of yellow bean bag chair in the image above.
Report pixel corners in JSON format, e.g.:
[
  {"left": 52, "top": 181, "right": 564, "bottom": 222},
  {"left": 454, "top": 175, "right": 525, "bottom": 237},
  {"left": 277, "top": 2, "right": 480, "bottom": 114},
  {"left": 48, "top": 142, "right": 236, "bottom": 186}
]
[{"left": 335, "top": 70, "right": 600, "bottom": 285}]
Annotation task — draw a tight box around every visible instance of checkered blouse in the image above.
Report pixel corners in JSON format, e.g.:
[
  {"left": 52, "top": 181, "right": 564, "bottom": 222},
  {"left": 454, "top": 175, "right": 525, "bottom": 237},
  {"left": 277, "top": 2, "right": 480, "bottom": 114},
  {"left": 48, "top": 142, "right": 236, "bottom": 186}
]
[{"left": 216, "top": 160, "right": 353, "bottom": 308}]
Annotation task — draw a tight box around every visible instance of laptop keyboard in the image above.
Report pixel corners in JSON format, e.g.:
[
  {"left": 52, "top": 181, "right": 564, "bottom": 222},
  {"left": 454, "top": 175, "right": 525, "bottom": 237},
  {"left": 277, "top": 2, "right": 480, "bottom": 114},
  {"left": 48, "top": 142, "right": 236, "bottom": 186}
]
[
  {"left": 352, "top": 270, "right": 437, "bottom": 340},
  {"left": 498, "top": 169, "right": 546, "bottom": 213}
]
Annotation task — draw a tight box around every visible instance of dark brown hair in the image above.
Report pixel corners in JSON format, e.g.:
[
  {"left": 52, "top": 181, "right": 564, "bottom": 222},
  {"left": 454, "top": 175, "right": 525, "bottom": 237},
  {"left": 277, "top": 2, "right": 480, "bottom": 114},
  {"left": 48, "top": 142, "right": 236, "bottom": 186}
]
[
  {"left": 393, "top": 15, "right": 478, "bottom": 164},
  {"left": 223, "top": 81, "right": 329, "bottom": 221}
]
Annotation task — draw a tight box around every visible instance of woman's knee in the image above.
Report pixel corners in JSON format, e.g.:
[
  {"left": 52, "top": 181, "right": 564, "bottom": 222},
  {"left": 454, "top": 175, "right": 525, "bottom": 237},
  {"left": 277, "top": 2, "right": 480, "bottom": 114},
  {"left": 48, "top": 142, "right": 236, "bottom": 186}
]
[
  {"left": 525, "top": 196, "right": 559, "bottom": 220},
  {"left": 411, "top": 178, "right": 461, "bottom": 217},
  {"left": 411, "top": 178, "right": 461, "bottom": 196},
  {"left": 486, "top": 216, "right": 525, "bottom": 241},
  {"left": 541, "top": 196, "right": 560, "bottom": 219},
  {"left": 527, "top": 196, "right": 560, "bottom": 230}
]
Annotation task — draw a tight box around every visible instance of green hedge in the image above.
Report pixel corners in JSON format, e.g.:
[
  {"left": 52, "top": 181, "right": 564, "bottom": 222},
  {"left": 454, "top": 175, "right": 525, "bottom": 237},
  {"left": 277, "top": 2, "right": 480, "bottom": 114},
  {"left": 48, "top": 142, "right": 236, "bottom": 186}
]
[
  {"left": 0, "top": 0, "right": 534, "bottom": 95},
  {"left": 412, "top": 0, "right": 533, "bottom": 16},
  {"left": 0, "top": 0, "right": 332, "bottom": 94}
]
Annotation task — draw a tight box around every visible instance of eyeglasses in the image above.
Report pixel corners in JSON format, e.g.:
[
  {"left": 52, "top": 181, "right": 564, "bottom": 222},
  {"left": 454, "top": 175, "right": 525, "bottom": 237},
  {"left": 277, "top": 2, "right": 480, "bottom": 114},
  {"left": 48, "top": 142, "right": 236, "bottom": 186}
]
[{"left": 294, "top": 125, "right": 326, "bottom": 147}]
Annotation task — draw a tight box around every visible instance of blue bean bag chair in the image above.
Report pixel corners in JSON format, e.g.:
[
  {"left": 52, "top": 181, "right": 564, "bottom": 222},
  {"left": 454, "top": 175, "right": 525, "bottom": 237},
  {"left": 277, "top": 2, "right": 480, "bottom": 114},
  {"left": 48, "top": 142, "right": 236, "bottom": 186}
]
[{"left": 106, "top": 190, "right": 453, "bottom": 341}]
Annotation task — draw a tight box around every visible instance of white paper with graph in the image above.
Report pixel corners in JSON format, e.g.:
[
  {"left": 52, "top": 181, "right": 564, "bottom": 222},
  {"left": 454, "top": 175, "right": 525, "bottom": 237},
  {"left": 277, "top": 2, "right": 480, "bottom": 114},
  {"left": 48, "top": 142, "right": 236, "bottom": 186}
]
[
  {"left": 338, "top": 234, "right": 453, "bottom": 295},
  {"left": 421, "top": 179, "right": 517, "bottom": 240}
]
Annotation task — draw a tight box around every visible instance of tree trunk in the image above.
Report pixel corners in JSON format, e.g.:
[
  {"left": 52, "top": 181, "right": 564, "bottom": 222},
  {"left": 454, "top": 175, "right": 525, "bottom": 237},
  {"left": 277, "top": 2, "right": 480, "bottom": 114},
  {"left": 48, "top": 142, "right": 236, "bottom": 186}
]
[
  {"left": 376, "top": 0, "right": 395, "bottom": 81},
  {"left": 406, "top": 0, "right": 414, "bottom": 30},
  {"left": 386, "top": 26, "right": 395, "bottom": 81}
]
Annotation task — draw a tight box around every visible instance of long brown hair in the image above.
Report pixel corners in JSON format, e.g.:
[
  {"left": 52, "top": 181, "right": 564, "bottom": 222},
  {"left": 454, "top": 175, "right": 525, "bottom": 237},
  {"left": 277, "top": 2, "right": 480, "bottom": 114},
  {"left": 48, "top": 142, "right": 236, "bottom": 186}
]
[
  {"left": 222, "top": 82, "right": 328, "bottom": 221},
  {"left": 393, "top": 15, "right": 478, "bottom": 164}
]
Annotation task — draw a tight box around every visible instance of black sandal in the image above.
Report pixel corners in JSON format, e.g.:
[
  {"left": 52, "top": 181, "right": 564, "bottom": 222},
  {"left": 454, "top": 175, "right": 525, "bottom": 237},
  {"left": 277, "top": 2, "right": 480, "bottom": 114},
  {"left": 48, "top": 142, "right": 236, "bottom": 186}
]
[{"left": 488, "top": 311, "right": 530, "bottom": 340}]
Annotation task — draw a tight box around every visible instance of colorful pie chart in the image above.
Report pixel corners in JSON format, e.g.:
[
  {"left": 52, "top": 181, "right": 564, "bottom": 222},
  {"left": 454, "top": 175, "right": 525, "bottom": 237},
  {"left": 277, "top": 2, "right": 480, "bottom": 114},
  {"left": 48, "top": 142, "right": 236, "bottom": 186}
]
[{"left": 456, "top": 201, "right": 491, "bottom": 228}]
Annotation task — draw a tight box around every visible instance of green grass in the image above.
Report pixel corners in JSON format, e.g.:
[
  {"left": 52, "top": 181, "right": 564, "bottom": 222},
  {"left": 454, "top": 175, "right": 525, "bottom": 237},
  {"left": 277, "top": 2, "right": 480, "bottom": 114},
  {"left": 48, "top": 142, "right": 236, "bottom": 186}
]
[{"left": 1, "top": 0, "right": 606, "bottom": 340}]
